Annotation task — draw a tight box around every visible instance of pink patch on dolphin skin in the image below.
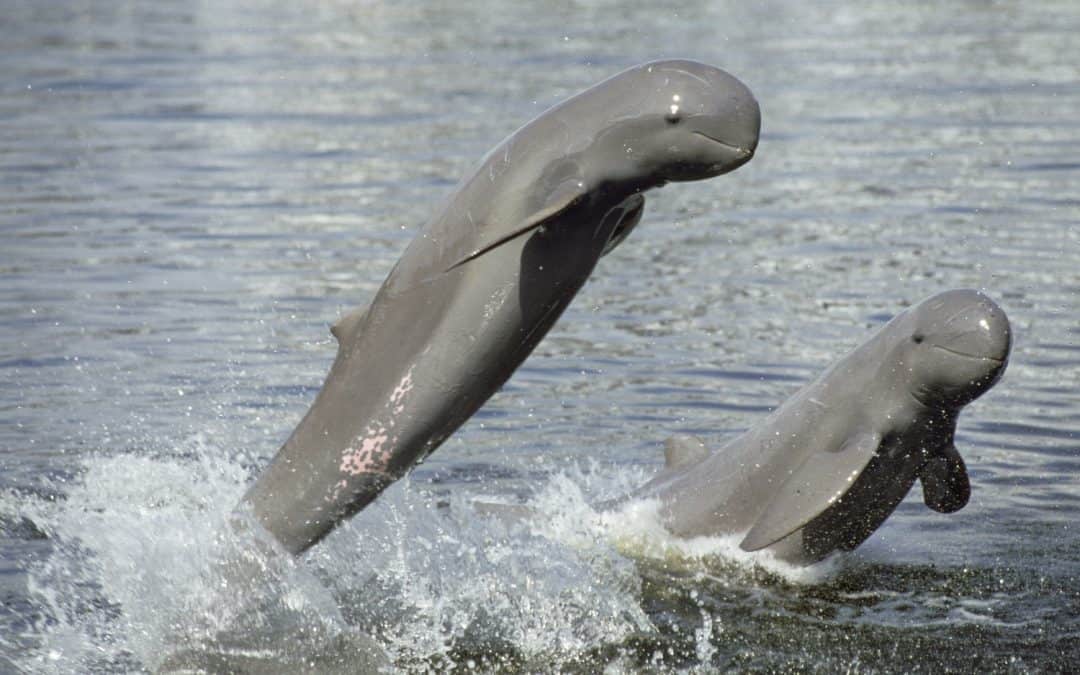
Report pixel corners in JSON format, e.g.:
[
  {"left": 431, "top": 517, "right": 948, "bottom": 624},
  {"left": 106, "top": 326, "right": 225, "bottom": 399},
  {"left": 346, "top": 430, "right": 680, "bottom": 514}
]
[
  {"left": 327, "top": 478, "right": 349, "bottom": 503},
  {"left": 389, "top": 367, "right": 415, "bottom": 416},
  {"left": 333, "top": 367, "right": 417, "bottom": 491},
  {"left": 339, "top": 430, "right": 391, "bottom": 475}
]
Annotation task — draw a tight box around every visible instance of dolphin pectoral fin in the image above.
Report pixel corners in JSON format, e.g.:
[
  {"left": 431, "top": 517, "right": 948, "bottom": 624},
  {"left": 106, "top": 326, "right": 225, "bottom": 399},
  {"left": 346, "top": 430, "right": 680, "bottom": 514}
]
[
  {"left": 600, "top": 194, "right": 645, "bottom": 257},
  {"left": 740, "top": 431, "right": 882, "bottom": 552},
  {"left": 919, "top": 443, "right": 970, "bottom": 513},
  {"left": 330, "top": 306, "right": 369, "bottom": 344},
  {"left": 443, "top": 183, "right": 588, "bottom": 273},
  {"left": 663, "top": 434, "right": 709, "bottom": 469}
]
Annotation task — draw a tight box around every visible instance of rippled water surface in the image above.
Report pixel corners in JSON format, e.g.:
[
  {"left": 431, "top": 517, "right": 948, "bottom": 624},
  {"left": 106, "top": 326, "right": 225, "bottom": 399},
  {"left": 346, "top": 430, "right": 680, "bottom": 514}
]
[{"left": 2, "top": 1, "right": 1078, "bottom": 672}]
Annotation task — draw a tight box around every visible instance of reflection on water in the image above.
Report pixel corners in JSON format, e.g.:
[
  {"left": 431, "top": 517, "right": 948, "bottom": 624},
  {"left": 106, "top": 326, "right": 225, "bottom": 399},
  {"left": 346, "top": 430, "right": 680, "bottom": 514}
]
[{"left": 2, "top": 0, "right": 1078, "bottom": 672}]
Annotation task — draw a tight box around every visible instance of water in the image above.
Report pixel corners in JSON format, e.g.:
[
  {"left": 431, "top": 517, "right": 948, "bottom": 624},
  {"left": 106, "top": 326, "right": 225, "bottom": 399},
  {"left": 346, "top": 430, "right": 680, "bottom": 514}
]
[{"left": 2, "top": 0, "right": 1078, "bottom": 672}]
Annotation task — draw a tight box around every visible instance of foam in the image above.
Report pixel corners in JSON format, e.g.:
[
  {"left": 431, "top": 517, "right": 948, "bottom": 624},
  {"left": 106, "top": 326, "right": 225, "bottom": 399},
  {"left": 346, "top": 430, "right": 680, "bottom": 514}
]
[{"left": 11, "top": 445, "right": 852, "bottom": 672}]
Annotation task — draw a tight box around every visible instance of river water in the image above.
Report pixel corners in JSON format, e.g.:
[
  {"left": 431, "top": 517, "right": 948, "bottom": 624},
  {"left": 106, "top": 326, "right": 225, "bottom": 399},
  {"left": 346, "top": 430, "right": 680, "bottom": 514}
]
[{"left": 2, "top": 1, "right": 1078, "bottom": 672}]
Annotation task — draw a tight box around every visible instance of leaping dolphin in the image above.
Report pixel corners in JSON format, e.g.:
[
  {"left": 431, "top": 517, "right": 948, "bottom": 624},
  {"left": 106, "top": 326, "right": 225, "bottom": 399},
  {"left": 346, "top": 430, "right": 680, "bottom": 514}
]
[
  {"left": 241, "top": 60, "right": 761, "bottom": 554},
  {"left": 624, "top": 289, "right": 1011, "bottom": 564}
]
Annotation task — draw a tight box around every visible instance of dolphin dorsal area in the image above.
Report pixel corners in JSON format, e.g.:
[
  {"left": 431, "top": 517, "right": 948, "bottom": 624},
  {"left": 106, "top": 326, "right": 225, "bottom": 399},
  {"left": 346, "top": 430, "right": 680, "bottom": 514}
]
[{"left": 664, "top": 435, "right": 710, "bottom": 470}]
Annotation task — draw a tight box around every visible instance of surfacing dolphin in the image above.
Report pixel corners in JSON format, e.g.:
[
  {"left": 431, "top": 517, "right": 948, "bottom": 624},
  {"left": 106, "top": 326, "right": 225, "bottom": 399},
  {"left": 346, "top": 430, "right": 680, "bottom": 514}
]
[
  {"left": 625, "top": 289, "right": 1011, "bottom": 564},
  {"left": 242, "top": 60, "right": 761, "bottom": 554}
]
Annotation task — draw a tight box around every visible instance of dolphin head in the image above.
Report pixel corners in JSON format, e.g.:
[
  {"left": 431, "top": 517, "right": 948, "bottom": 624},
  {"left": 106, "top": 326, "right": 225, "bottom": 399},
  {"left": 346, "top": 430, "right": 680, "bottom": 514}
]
[
  {"left": 586, "top": 60, "right": 760, "bottom": 186},
  {"left": 639, "top": 60, "right": 761, "bottom": 181},
  {"left": 898, "top": 289, "right": 1012, "bottom": 407}
]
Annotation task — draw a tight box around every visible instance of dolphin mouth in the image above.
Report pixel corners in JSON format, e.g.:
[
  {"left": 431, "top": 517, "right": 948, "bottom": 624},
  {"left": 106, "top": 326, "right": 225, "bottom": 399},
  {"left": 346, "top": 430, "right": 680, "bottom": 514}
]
[
  {"left": 931, "top": 344, "right": 1006, "bottom": 364},
  {"left": 692, "top": 131, "right": 754, "bottom": 159}
]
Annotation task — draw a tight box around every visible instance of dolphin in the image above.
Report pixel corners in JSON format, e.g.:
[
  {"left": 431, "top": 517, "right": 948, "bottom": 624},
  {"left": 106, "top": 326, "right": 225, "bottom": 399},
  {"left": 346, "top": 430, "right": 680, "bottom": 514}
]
[
  {"left": 241, "top": 60, "right": 761, "bottom": 554},
  {"left": 625, "top": 289, "right": 1012, "bottom": 564}
]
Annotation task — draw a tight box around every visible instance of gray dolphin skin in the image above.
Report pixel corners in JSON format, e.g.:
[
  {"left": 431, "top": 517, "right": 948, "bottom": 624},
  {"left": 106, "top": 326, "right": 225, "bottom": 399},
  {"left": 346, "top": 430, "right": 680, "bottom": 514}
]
[
  {"left": 629, "top": 289, "right": 1011, "bottom": 564},
  {"left": 241, "top": 60, "right": 761, "bottom": 554}
]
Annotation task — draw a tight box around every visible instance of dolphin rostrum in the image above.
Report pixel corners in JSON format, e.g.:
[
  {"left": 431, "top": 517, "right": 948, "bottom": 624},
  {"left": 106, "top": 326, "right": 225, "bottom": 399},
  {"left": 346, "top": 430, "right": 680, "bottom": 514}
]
[
  {"left": 241, "top": 60, "right": 761, "bottom": 554},
  {"left": 626, "top": 289, "right": 1011, "bottom": 564}
]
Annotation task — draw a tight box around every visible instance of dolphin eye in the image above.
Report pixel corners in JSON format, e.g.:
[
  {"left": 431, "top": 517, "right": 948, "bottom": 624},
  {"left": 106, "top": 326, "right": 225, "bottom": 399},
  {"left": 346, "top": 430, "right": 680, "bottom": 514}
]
[
  {"left": 912, "top": 334, "right": 925, "bottom": 344},
  {"left": 665, "top": 103, "right": 682, "bottom": 124}
]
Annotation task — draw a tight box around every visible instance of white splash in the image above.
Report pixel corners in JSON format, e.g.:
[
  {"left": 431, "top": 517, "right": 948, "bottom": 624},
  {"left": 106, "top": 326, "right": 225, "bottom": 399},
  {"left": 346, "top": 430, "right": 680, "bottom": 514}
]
[
  {"left": 9, "top": 436, "right": 846, "bottom": 673},
  {"left": 8, "top": 436, "right": 367, "bottom": 673}
]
